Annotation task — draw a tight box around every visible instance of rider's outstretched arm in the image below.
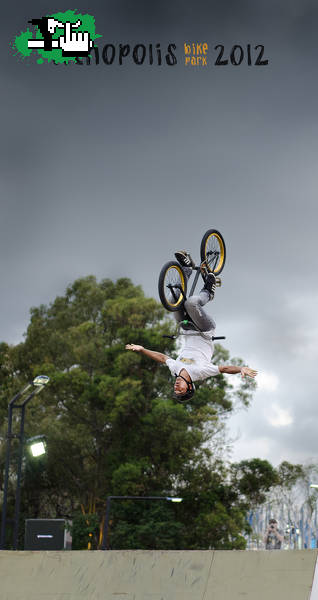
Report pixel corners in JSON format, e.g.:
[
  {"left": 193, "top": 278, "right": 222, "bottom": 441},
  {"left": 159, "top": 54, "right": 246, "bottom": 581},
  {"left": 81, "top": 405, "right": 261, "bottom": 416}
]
[
  {"left": 125, "top": 344, "right": 169, "bottom": 364},
  {"left": 219, "top": 365, "right": 258, "bottom": 378}
]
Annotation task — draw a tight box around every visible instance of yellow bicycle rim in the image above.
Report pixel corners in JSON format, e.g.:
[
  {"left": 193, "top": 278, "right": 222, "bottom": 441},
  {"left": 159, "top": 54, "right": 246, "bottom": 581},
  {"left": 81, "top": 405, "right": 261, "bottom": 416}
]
[
  {"left": 165, "top": 265, "right": 185, "bottom": 307},
  {"left": 205, "top": 232, "right": 225, "bottom": 274}
]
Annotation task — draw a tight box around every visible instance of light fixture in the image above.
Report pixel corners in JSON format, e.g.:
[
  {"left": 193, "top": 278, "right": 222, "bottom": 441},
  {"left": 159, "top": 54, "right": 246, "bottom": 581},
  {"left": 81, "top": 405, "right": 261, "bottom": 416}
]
[
  {"left": 33, "top": 375, "right": 50, "bottom": 387},
  {"left": 28, "top": 435, "right": 47, "bottom": 457},
  {"left": 166, "top": 497, "right": 183, "bottom": 503}
]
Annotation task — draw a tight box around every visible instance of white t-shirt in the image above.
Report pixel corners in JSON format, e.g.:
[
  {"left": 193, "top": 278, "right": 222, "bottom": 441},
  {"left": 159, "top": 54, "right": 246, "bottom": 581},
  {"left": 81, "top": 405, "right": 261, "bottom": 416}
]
[{"left": 165, "top": 329, "right": 220, "bottom": 382}]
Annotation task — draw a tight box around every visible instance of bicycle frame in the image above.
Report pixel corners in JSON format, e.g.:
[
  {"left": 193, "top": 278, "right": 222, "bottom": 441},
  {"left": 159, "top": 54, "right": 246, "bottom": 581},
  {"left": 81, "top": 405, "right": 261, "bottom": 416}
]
[{"left": 188, "top": 266, "right": 202, "bottom": 298}]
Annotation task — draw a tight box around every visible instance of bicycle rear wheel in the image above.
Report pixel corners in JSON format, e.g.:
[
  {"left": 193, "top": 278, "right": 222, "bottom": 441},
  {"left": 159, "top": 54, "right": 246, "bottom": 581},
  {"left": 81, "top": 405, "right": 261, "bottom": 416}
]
[
  {"left": 158, "top": 261, "right": 187, "bottom": 311},
  {"left": 200, "top": 229, "right": 226, "bottom": 275}
]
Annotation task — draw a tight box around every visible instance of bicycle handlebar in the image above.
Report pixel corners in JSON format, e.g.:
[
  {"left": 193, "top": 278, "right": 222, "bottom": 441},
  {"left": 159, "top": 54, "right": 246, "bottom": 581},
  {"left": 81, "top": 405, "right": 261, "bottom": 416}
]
[{"left": 162, "top": 334, "right": 226, "bottom": 340}]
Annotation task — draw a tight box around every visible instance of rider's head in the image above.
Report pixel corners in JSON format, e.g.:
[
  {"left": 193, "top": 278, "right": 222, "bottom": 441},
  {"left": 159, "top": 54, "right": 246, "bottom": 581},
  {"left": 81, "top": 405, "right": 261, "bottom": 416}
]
[{"left": 173, "top": 373, "right": 195, "bottom": 402}]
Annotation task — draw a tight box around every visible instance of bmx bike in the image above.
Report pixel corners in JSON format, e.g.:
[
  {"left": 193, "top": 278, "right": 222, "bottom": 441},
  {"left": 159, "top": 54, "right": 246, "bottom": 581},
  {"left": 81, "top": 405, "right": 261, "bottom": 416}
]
[{"left": 158, "top": 228, "right": 226, "bottom": 340}]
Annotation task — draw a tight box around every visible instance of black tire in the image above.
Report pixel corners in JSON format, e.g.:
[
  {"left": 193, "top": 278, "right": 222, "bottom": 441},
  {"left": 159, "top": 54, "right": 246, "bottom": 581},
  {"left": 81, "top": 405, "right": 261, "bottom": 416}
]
[
  {"left": 200, "top": 229, "right": 226, "bottom": 275},
  {"left": 158, "top": 261, "right": 187, "bottom": 311}
]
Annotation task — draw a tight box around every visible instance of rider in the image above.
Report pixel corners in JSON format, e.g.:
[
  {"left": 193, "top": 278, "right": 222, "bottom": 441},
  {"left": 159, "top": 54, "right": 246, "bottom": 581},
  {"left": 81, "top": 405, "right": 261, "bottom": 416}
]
[{"left": 126, "top": 250, "right": 257, "bottom": 400}]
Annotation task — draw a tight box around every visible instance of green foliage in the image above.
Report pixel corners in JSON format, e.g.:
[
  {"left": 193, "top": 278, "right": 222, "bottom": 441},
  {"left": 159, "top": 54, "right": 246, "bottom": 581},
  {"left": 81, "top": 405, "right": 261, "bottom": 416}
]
[
  {"left": 230, "top": 458, "right": 279, "bottom": 506},
  {"left": 69, "top": 513, "right": 100, "bottom": 550},
  {"left": 0, "top": 275, "right": 258, "bottom": 550},
  {"left": 110, "top": 500, "right": 185, "bottom": 550},
  {"left": 276, "top": 461, "right": 305, "bottom": 489}
]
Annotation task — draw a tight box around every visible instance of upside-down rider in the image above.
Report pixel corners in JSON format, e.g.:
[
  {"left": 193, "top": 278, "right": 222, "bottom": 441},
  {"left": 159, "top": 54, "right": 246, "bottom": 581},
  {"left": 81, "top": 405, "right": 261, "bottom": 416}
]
[{"left": 126, "top": 251, "right": 257, "bottom": 400}]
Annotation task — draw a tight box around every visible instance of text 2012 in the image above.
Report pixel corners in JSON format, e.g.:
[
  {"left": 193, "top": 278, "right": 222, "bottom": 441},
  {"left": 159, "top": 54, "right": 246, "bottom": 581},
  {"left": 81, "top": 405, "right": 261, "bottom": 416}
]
[{"left": 214, "top": 44, "right": 268, "bottom": 66}]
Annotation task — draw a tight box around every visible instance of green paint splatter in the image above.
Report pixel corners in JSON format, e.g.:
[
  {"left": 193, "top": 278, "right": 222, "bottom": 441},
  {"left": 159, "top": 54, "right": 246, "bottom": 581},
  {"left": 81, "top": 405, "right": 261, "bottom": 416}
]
[
  {"left": 13, "top": 10, "right": 102, "bottom": 64},
  {"left": 13, "top": 30, "right": 33, "bottom": 59}
]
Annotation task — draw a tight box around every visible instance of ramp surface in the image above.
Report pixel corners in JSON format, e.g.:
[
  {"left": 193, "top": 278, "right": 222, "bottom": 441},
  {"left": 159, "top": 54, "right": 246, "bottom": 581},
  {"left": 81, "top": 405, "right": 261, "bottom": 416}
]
[{"left": 0, "top": 549, "right": 317, "bottom": 600}]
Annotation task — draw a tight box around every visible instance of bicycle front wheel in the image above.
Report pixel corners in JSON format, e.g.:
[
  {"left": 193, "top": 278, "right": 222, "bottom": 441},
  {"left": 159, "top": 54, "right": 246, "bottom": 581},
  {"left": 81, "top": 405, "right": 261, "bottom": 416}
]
[
  {"left": 158, "top": 261, "right": 187, "bottom": 311},
  {"left": 200, "top": 229, "right": 226, "bottom": 275}
]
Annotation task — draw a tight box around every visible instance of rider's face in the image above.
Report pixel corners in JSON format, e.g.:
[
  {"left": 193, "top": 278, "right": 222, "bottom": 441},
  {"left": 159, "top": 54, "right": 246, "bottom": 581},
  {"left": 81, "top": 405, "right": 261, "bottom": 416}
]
[{"left": 174, "top": 376, "right": 188, "bottom": 395}]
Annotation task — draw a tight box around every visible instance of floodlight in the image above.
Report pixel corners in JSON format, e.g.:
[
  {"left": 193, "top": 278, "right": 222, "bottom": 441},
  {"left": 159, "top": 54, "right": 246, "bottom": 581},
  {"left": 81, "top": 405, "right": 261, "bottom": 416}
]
[
  {"left": 27, "top": 435, "right": 47, "bottom": 457},
  {"left": 33, "top": 375, "right": 50, "bottom": 387},
  {"left": 30, "top": 441, "right": 45, "bottom": 457}
]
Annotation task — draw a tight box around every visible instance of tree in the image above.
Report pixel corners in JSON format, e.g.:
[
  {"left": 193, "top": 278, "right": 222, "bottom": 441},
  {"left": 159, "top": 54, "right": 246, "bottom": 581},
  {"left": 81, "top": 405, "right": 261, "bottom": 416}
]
[
  {"left": 230, "top": 458, "right": 279, "bottom": 507},
  {"left": 268, "top": 462, "right": 318, "bottom": 524},
  {"left": 0, "top": 275, "right": 257, "bottom": 549}
]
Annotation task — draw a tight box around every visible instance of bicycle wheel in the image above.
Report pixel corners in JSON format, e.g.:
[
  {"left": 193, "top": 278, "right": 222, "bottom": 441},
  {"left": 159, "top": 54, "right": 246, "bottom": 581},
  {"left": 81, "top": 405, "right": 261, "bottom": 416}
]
[
  {"left": 158, "top": 261, "right": 187, "bottom": 311},
  {"left": 200, "top": 229, "right": 226, "bottom": 275}
]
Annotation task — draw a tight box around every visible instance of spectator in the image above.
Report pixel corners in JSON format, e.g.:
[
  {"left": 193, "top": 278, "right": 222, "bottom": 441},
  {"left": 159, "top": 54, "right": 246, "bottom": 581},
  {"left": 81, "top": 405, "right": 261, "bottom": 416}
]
[{"left": 264, "top": 518, "right": 284, "bottom": 550}]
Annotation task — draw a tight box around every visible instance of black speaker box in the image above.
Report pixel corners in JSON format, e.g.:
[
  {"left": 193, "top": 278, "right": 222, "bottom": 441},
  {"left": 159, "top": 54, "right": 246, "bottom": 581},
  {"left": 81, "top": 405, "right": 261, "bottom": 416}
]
[{"left": 24, "top": 519, "right": 66, "bottom": 550}]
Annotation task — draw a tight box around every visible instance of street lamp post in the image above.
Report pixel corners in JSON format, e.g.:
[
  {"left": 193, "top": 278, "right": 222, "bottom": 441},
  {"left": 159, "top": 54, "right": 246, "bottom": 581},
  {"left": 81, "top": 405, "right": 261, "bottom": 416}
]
[
  {"left": 0, "top": 376, "right": 49, "bottom": 550},
  {"left": 101, "top": 495, "right": 183, "bottom": 550}
]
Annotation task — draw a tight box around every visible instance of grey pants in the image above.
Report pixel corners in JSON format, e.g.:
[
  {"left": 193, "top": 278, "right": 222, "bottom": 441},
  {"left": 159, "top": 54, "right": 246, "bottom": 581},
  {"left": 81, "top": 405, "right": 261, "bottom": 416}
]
[{"left": 173, "top": 268, "right": 216, "bottom": 332}]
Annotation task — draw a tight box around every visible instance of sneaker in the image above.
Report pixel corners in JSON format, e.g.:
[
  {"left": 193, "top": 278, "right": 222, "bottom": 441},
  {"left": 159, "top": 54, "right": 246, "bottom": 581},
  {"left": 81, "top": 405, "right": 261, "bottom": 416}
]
[
  {"left": 174, "top": 250, "right": 195, "bottom": 269},
  {"left": 203, "top": 272, "right": 216, "bottom": 298}
]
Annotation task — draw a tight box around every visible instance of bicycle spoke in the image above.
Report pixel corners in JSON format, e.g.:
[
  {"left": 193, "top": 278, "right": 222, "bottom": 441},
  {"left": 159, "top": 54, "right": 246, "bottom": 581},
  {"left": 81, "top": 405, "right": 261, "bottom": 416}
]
[{"left": 206, "top": 250, "right": 219, "bottom": 270}]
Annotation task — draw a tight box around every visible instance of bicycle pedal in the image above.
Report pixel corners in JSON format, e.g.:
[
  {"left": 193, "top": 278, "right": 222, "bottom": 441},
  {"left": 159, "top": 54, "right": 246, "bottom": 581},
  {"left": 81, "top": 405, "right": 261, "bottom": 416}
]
[{"left": 215, "top": 277, "right": 222, "bottom": 287}]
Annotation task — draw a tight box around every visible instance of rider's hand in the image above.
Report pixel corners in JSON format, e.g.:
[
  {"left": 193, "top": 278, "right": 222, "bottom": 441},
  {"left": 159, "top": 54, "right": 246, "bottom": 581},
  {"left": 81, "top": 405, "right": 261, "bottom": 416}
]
[
  {"left": 241, "top": 367, "right": 258, "bottom": 378},
  {"left": 125, "top": 344, "right": 144, "bottom": 352}
]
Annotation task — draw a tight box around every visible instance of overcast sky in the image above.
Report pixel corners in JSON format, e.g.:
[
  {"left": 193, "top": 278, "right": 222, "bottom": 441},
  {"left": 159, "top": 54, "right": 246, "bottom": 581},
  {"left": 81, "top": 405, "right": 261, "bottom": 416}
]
[{"left": 1, "top": 0, "right": 318, "bottom": 467}]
